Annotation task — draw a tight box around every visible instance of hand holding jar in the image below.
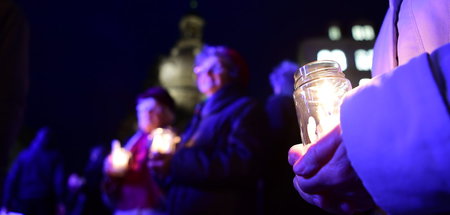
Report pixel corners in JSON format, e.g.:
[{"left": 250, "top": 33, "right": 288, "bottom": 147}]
[{"left": 147, "top": 127, "right": 180, "bottom": 177}]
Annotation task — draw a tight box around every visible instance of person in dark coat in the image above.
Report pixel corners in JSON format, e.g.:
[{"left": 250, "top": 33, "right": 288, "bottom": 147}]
[
  {"left": 66, "top": 145, "right": 112, "bottom": 215},
  {"left": 264, "top": 61, "right": 330, "bottom": 214},
  {"left": 103, "top": 87, "right": 176, "bottom": 215},
  {"left": 149, "top": 45, "right": 268, "bottom": 215},
  {"left": 1, "top": 127, "right": 65, "bottom": 215}
]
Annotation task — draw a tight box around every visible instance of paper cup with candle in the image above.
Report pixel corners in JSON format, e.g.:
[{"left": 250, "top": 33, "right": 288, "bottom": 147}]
[
  {"left": 293, "top": 60, "right": 352, "bottom": 145},
  {"left": 149, "top": 128, "right": 180, "bottom": 155},
  {"left": 108, "top": 139, "right": 131, "bottom": 176}
]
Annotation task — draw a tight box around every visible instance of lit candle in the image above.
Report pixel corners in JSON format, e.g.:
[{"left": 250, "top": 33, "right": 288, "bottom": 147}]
[
  {"left": 149, "top": 128, "right": 180, "bottom": 154},
  {"left": 109, "top": 139, "right": 131, "bottom": 175},
  {"left": 314, "top": 81, "right": 342, "bottom": 137},
  {"left": 293, "top": 60, "right": 352, "bottom": 145}
]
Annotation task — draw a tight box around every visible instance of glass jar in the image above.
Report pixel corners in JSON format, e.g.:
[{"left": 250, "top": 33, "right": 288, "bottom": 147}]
[{"left": 293, "top": 60, "right": 352, "bottom": 145}]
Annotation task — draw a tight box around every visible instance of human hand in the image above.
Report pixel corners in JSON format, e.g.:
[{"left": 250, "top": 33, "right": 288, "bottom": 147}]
[
  {"left": 288, "top": 125, "right": 375, "bottom": 214},
  {"left": 67, "top": 173, "right": 85, "bottom": 192},
  {"left": 104, "top": 140, "right": 130, "bottom": 177}
]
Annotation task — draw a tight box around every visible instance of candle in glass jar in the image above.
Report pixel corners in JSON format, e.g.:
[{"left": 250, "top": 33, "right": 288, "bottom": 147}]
[
  {"left": 293, "top": 60, "right": 352, "bottom": 145},
  {"left": 150, "top": 128, "right": 180, "bottom": 154}
]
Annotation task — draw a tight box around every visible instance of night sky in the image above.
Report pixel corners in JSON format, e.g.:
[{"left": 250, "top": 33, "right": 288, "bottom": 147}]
[{"left": 13, "top": 0, "right": 388, "bottom": 171}]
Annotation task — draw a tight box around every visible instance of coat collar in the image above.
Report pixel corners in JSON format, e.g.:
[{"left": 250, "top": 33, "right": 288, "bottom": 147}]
[{"left": 200, "top": 84, "right": 246, "bottom": 117}]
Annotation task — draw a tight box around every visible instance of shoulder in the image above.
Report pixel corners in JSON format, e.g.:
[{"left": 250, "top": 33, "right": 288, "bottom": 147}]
[{"left": 230, "top": 96, "right": 261, "bottom": 111}]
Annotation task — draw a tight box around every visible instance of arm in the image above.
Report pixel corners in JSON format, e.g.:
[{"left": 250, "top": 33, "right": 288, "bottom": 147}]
[
  {"left": 341, "top": 43, "right": 450, "bottom": 214},
  {"left": 288, "top": 43, "right": 450, "bottom": 214}
]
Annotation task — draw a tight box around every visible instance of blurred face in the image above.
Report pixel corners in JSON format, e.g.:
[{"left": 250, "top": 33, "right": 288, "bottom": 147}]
[
  {"left": 194, "top": 56, "right": 231, "bottom": 97},
  {"left": 136, "top": 98, "right": 168, "bottom": 133}
]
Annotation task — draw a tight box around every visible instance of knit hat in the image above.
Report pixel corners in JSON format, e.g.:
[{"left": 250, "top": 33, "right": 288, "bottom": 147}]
[{"left": 137, "top": 87, "right": 175, "bottom": 111}]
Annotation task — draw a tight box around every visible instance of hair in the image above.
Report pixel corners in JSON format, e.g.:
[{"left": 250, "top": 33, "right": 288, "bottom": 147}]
[
  {"left": 137, "top": 87, "right": 176, "bottom": 125},
  {"left": 194, "top": 45, "right": 249, "bottom": 87},
  {"left": 137, "top": 87, "right": 175, "bottom": 111},
  {"left": 269, "top": 60, "right": 298, "bottom": 95},
  {"left": 30, "top": 126, "right": 56, "bottom": 150}
]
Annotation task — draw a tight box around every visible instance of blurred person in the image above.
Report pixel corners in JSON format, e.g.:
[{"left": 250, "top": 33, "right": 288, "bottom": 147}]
[
  {"left": 103, "top": 87, "right": 176, "bottom": 215},
  {"left": 289, "top": 0, "right": 450, "bottom": 214},
  {"left": 264, "top": 61, "right": 330, "bottom": 214},
  {"left": 1, "top": 127, "right": 65, "bottom": 215},
  {"left": 67, "top": 145, "right": 112, "bottom": 215},
  {"left": 149, "top": 45, "right": 268, "bottom": 215},
  {"left": 0, "top": 0, "right": 29, "bottom": 194}
]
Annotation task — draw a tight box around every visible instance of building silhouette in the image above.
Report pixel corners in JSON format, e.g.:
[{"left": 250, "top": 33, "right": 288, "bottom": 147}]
[{"left": 158, "top": 13, "right": 204, "bottom": 113}]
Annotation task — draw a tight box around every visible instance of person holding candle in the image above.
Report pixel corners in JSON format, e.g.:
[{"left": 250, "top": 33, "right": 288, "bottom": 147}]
[
  {"left": 149, "top": 45, "right": 268, "bottom": 215},
  {"left": 288, "top": 0, "right": 450, "bottom": 214},
  {"left": 103, "top": 87, "right": 176, "bottom": 215}
]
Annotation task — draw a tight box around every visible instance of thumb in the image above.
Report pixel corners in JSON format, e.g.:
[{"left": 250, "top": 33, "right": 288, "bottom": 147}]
[
  {"left": 294, "top": 125, "right": 342, "bottom": 178},
  {"left": 288, "top": 144, "right": 310, "bottom": 166}
]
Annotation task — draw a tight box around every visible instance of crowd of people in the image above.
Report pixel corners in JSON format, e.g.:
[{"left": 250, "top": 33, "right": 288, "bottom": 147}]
[
  {"left": 1, "top": 45, "right": 314, "bottom": 215},
  {"left": 1, "top": 0, "right": 449, "bottom": 214}
]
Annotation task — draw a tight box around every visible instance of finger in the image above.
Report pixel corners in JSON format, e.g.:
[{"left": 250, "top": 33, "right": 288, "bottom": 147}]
[
  {"left": 296, "top": 175, "right": 350, "bottom": 215},
  {"left": 288, "top": 144, "right": 307, "bottom": 166},
  {"left": 293, "top": 176, "right": 317, "bottom": 206},
  {"left": 297, "top": 143, "right": 351, "bottom": 194},
  {"left": 295, "top": 125, "right": 342, "bottom": 178}
]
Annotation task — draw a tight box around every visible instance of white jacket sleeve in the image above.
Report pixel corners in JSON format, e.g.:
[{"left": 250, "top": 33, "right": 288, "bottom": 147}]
[{"left": 340, "top": 43, "right": 450, "bottom": 214}]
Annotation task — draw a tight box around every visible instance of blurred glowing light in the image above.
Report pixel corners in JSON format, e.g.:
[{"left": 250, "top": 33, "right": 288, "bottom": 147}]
[
  {"left": 150, "top": 128, "right": 180, "bottom": 154},
  {"left": 352, "top": 25, "right": 375, "bottom": 41},
  {"left": 354, "top": 49, "right": 373, "bottom": 71},
  {"left": 359, "top": 78, "right": 371, "bottom": 86},
  {"left": 317, "top": 49, "right": 347, "bottom": 71},
  {"left": 328, "top": 25, "right": 341, "bottom": 41}
]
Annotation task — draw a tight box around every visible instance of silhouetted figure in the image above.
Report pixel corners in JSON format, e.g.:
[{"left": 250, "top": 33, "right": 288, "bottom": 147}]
[
  {"left": 2, "top": 127, "right": 65, "bottom": 215},
  {"left": 264, "top": 61, "right": 330, "bottom": 214},
  {"left": 67, "top": 145, "right": 112, "bottom": 215}
]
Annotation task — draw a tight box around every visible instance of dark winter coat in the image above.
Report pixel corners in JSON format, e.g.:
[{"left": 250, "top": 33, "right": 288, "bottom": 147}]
[{"left": 166, "top": 84, "right": 268, "bottom": 215}]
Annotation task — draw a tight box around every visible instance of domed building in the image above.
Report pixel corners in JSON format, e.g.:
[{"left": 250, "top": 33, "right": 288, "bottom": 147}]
[{"left": 158, "top": 13, "right": 204, "bottom": 113}]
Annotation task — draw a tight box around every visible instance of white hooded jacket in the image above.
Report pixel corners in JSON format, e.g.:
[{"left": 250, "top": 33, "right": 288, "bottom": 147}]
[{"left": 340, "top": 0, "right": 450, "bottom": 214}]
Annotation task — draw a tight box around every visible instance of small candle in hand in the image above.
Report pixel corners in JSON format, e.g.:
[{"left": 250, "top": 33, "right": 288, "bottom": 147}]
[
  {"left": 150, "top": 128, "right": 180, "bottom": 154},
  {"left": 110, "top": 139, "right": 131, "bottom": 175}
]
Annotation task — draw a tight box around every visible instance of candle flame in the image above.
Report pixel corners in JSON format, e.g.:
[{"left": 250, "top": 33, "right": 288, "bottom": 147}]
[
  {"left": 110, "top": 139, "right": 131, "bottom": 173},
  {"left": 150, "top": 128, "right": 179, "bottom": 154}
]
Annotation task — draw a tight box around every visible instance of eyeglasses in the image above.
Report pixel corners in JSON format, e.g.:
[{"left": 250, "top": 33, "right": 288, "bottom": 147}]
[{"left": 193, "top": 64, "right": 225, "bottom": 75}]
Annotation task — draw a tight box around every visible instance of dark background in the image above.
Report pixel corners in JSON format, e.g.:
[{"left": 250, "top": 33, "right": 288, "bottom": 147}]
[{"left": 12, "top": 0, "right": 388, "bottom": 172}]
